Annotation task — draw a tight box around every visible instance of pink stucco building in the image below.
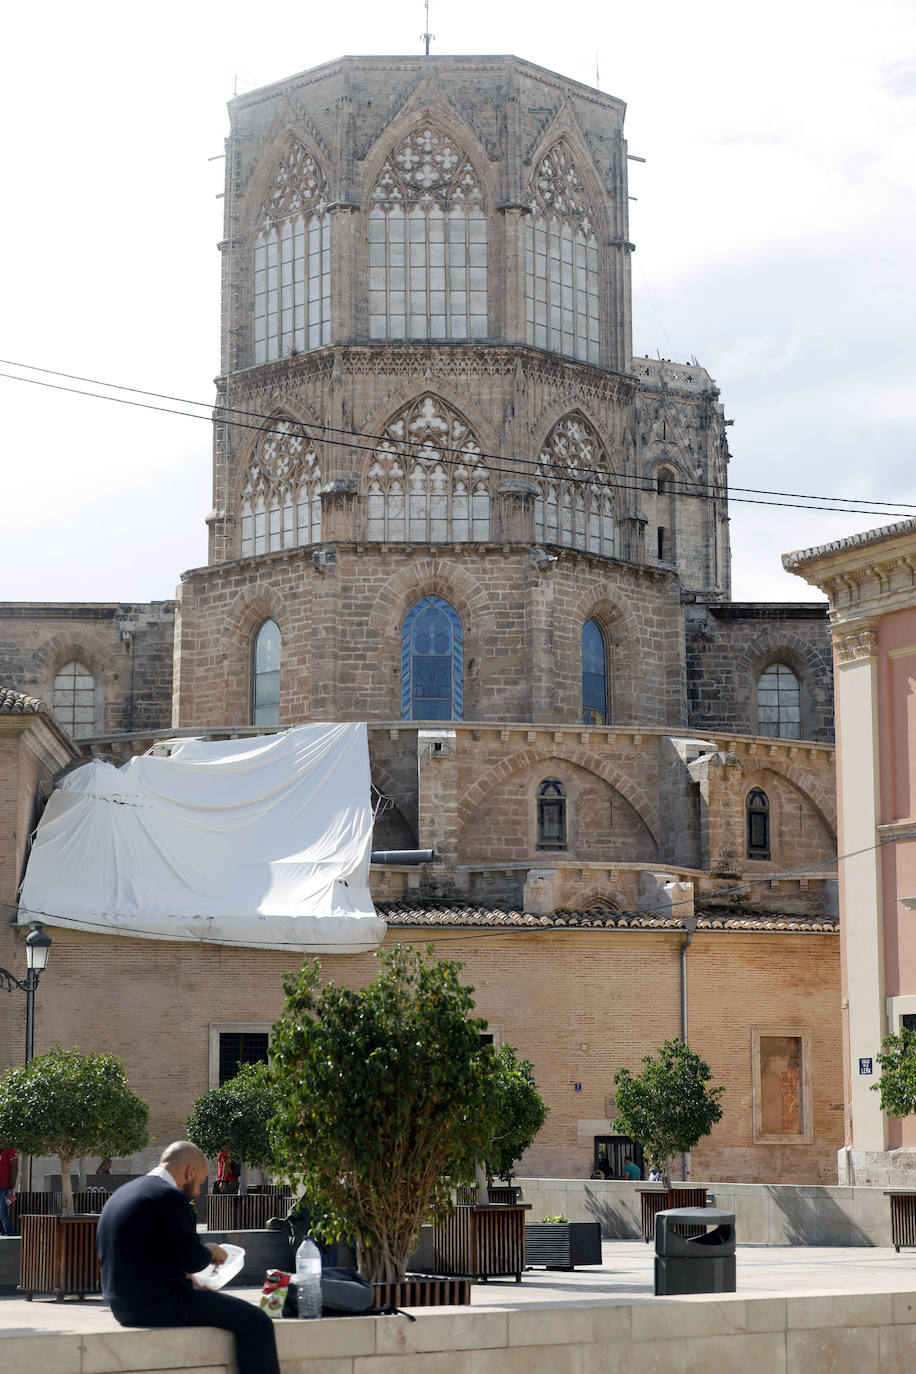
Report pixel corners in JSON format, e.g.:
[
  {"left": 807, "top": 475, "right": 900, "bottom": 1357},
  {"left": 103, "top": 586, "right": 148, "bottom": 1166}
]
[{"left": 786, "top": 519, "right": 916, "bottom": 1184}]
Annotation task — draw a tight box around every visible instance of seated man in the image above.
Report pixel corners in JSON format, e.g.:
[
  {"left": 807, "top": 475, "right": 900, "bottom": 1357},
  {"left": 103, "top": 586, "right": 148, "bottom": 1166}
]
[{"left": 97, "top": 1141, "right": 279, "bottom": 1374}]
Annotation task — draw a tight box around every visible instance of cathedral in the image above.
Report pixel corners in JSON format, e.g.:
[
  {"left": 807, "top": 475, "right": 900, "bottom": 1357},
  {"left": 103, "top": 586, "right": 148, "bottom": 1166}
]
[{"left": 1, "top": 56, "right": 843, "bottom": 1182}]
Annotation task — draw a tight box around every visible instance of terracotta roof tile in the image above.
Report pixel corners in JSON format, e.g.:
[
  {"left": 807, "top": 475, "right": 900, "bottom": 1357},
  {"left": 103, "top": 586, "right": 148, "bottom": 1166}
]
[
  {"left": 375, "top": 900, "right": 838, "bottom": 935},
  {"left": 0, "top": 687, "right": 47, "bottom": 716}
]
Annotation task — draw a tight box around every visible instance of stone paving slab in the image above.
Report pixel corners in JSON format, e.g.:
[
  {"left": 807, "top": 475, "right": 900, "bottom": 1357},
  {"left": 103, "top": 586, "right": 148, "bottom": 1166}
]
[{"left": 1, "top": 1240, "right": 915, "bottom": 1335}]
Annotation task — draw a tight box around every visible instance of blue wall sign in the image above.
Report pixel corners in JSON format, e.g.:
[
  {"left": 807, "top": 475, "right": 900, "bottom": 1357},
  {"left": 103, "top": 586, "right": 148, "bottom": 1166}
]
[{"left": 859, "top": 1057, "right": 873, "bottom": 1076}]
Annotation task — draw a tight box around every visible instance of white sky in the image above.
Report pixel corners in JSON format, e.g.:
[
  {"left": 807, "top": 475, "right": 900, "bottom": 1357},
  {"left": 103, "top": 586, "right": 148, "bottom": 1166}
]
[{"left": 2, "top": 0, "right": 914, "bottom": 603}]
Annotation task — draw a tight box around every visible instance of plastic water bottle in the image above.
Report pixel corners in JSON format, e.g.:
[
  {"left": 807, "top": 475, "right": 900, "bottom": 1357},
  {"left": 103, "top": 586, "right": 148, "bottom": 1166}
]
[{"left": 295, "top": 1236, "right": 322, "bottom": 1319}]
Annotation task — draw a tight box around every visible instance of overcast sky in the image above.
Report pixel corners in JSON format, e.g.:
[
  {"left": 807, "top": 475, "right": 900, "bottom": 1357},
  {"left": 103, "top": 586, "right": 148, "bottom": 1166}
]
[{"left": 2, "top": 0, "right": 914, "bottom": 604}]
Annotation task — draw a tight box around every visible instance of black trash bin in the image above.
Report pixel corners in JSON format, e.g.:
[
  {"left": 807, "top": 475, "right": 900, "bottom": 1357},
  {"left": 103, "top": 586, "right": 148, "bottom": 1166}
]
[{"left": 654, "top": 1206, "right": 736, "bottom": 1295}]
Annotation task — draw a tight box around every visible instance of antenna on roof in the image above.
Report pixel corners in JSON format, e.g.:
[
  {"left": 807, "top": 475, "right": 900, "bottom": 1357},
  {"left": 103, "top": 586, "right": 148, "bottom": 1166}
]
[{"left": 421, "top": 0, "right": 434, "bottom": 56}]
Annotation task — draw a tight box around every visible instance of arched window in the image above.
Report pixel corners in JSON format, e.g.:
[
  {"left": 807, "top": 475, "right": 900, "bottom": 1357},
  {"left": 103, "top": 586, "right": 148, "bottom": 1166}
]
[
  {"left": 656, "top": 466, "right": 676, "bottom": 564},
  {"left": 746, "top": 788, "right": 771, "bottom": 860},
  {"left": 252, "top": 619, "right": 281, "bottom": 727},
  {"left": 534, "top": 414, "right": 615, "bottom": 555},
  {"left": 757, "top": 662, "right": 801, "bottom": 739},
  {"left": 526, "top": 139, "right": 600, "bottom": 363},
  {"left": 401, "top": 596, "right": 463, "bottom": 721},
  {"left": 52, "top": 661, "right": 97, "bottom": 739},
  {"left": 368, "top": 395, "right": 490, "bottom": 543},
  {"left": 253, "top": 137, "right": 331, "bottom": 364},
  {"left": 537, "top": 779, "right": 567, "bottom": 850},
  {"left": 582, "top": 619, "right": 609, "bottom": 724},
  {"left": 239, "top": 419, "right": 322, "bottom": 557},
  {"left": 369, "top": 124, "right": 487, "bottom": 341}
]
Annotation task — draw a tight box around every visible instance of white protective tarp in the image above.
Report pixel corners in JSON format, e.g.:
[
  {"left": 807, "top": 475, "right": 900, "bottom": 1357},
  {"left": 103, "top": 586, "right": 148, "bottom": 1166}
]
[{"left": 18, "top": 723, "right": 386, "bottom": 953}]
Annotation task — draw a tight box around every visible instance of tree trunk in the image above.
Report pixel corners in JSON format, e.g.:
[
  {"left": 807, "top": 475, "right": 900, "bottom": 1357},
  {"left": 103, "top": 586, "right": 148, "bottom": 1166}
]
[
  {"left": 78, "top": 1158, "right": 86, "bottom": 1191},
  {"left": 59, "top": 1154, "right": 75, "bottom": 1218},
  {"left": 475, "top": 1161, "right": 489, "bottom": 1205},
  {"left": 239, "top": 1162, "right": 249, "bottom": 1194}
]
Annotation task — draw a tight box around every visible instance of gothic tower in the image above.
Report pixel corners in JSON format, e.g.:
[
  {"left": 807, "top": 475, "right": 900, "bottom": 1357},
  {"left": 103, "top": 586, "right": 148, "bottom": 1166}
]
[{"left": 175, "top": 56, "right": 731, "bottom": 730}]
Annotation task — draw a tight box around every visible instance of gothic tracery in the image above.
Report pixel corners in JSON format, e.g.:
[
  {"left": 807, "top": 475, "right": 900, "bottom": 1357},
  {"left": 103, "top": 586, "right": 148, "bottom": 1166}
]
[
  {"left": 240, "top": 419, "right": 322, "bottom": 557},
  {"left": 253, "top": 137, "right": 331, "bottom": 363},
  {"left": 369, "top": 124, "right": 487, "bottom": 342},
  {"left": 367, "top": 394, "right": 490, "bottom": 543},
  {"left": 535, "top": 414, "right": 616, "bottom": 555},
  {"left": 526, "top": 138, "right": 600, "bottom": 363}
]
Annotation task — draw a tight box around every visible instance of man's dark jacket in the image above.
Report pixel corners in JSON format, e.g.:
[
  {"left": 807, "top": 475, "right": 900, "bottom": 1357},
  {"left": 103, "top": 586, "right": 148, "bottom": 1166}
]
[{"left": 97, "top": 1173, "right": 212, "bottom": 1313}]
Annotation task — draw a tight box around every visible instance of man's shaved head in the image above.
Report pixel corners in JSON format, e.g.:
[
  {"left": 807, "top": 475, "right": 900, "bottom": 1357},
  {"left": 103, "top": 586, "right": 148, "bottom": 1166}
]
[{"left": 160, "top": 1141, "right": 207, "bottom": 1171}]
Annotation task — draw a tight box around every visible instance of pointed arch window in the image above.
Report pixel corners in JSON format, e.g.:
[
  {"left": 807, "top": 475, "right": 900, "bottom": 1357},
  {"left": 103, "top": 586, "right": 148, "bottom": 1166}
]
[
  {"left": 757, "top": 662, "right": 801, "bottom": 739},
  {"left": 746, "top": 788, "right": 771, "bottom": 860},
  {"left": 401, "top": 596, "right": 463, "bottom": 721},
  {"left": 240, "top": 419, "right": 322, "bottom": 557},
  {"left": 582, "top": 619, "right": 610, "bottom": 724},
  {"left": 526, "top": 139, "right": 600, "bottom": 363},
  {"left": 534, "top": 414, "right": 615, "bottom": 555},
  {"left": 252, "top": 619, "right": 281, "bottom": 727},
  {"left": 536, "top": 779, "right": 567, "bottom": 850},
  {"left": 253, "top": 138, "right": 331, "bottom": 364},
  {"left": 368, "top": 395, "right": 490, "bottom": 543},
  {"left": 52, "top": 661, "right": 98, "bottom": 739},
  {"left": 369, "top": 124, "right": 488, "bottom": 341}
]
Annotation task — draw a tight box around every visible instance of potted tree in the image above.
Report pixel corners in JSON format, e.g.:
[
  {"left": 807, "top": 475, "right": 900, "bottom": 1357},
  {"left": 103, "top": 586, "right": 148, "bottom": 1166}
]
[
  {"left": 0, "top": 1046, "right": 148, "bottom": 1298},
  {"left": 871, "top": 1027, "right": 916, "bottom": 1250},
  {"left": 186, "top": 1060, "right": 287, "bottom": 1229},
  {"left": 270, "top": 943, "right": 499, "bottom": 1304},
  {"left": 612, "top": 1039, "right": 724, "bottom": 1241}
]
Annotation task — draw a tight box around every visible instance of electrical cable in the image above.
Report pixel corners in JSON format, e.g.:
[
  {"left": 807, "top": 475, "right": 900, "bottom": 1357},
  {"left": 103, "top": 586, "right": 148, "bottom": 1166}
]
[{"left": 1, "top": 358, "right": 914, "bottom": 520}]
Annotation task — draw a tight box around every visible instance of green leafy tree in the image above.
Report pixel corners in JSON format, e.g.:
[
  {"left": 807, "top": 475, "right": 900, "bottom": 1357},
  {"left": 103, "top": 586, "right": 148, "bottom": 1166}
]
[
  {"left": 483, "top": 1044, "right": 549, "bottom": 1184},
  {"left": 871, "top": 1027, "right": 916, "bottom": 1119},
  {"left": 612, "top": 1039, "right": 724, "bottom": 1188},
  {"left": 186, "top": 1060, "right": 279, "bottom": 1190},
  {"left": 0, "top": 1046, "right": 149, "bottom": 1216},
  {"left": 270, "top": 943, "right": 499, "bottom": 1283}
]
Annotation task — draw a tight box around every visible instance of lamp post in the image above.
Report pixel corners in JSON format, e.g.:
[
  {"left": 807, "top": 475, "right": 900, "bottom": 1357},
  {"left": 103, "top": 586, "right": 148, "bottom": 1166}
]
[{"left": 0, "top": 923, "right": 53, "bottom": 1064}]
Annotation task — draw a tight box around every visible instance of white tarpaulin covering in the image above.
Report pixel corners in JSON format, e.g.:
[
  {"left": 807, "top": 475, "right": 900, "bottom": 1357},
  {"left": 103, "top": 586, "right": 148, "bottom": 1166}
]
[{"left": 18, "top": 724, "right": 386, "bottom": 953}]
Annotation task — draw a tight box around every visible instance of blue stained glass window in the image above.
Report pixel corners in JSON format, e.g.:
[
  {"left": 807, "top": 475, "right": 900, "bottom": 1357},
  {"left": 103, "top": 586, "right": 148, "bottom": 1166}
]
[
  {"left": 401, "top": 596, "right": 463, "bottom": 721},
  {"left": 581, "top": 619, "right": 609, "bottom": 724},
  {"left": 252, "top": 619, "right": 281, "bottom": 726}
]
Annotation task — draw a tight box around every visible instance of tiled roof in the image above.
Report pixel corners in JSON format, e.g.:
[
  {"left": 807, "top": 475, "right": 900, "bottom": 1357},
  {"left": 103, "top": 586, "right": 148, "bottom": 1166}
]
[
  {"left": 782, "top": 517, "right": 916, "bottom": 570},
  {"left": 375, "top": 900, "right": 838, "bottom": 935},
  {"left": 0, "top": 687, "right": 47, "bottom": 716}
]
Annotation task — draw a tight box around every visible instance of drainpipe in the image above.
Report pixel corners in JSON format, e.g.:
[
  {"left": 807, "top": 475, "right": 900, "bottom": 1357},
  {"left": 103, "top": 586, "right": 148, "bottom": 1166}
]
[{"left": 680, "top": 916, "right": 698, "bottom": 1180}]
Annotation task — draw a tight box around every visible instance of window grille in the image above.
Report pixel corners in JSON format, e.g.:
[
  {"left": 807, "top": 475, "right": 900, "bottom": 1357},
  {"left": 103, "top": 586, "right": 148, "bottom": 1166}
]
[
  {"left": 218, "top": 1031, "right": 269, "bottom": 1087},
  {"left": 52, "top": 661, "right": 97, "bottom": 739},
  {"left": 253, "top": 138, "right": 331, "bottom": 363},
  {"left": 536, "top": 778, "right": 567, "bottom": 850},
  {"left": 369, "top": 125, "right": 487, "bottom": 341},
  {"left": 240, "top": 420, "right": 322, "bottom": 557},
  {"left": 534, "top": 414, "right": 615, "bottom": 555},
  {"left": 746, "top": 788, "right": 771, "bottom": 860},
  {"left": 525, "top": 139, "right": 600, "bottom": 363},
  {"left": 368, "top": 394, "right": 489, "bottom": 543},
  {"left": 252, "top": 619, "right": 281, "bottom": 727},
  {"left": 401, "top": 595, "right": 463, "bottom": 721},
  {"left": 756, "top": 662, "right": 801, "bottom": 739}
]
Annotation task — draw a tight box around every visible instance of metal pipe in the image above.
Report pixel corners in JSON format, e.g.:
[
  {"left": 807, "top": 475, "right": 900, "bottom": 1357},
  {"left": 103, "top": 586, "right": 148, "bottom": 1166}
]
[
  {"left": 680, "top": 918, "right": 697, "bottom": 1181},
  {"left": 370, "top": 849, "right": 435, "bottom": 865}
]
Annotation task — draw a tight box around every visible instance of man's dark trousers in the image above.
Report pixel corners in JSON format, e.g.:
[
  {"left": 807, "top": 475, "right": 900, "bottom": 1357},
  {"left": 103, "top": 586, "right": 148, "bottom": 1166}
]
[{"left": 112, "top": 1287, "right": 280, "bottom": 1374}]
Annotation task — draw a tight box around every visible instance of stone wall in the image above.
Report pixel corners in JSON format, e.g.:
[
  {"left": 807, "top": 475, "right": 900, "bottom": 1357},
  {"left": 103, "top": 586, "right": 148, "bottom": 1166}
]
[{"left": 0, "top": 603, "right": 176, "bottom": 738}]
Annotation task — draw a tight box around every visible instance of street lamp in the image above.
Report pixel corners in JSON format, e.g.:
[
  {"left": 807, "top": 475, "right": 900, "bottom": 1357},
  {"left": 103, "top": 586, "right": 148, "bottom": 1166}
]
[{"left": 0, "top": 923, "right": 53, "bottom": 1064}]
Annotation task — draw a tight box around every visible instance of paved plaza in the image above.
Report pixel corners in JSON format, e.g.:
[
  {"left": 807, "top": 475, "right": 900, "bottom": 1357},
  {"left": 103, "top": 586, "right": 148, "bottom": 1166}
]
[{"left": 2, "top": 1240, "right": 915, "bottom": 1336}]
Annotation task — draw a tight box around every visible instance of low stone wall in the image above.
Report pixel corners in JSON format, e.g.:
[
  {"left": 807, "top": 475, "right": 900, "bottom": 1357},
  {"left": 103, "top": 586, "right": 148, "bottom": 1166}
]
[
  {"left": 515, "top": 1178, "right": 893, "bottom": 1247},
  {"left": 3, "top": 1291, "right": 916, "bottom": 1372}
]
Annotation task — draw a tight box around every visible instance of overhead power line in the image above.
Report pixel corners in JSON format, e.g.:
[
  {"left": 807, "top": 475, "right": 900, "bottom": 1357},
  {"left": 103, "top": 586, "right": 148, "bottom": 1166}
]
[{"left": 2, "top": 357, "right": 914, "bottom": 520}]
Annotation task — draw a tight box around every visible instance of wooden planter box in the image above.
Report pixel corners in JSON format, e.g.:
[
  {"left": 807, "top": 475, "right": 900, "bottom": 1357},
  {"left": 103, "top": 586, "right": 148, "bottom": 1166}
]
[
  {"left": 885, "top": 1192, "right": 916, "bottom": 1252},
  {"left": 636, "top": 1187, "right": 708, "bottom": 1242},
  {"left": 374, "top": 1275, "right": 471, "bottom": 1307},
  {"left": 433, "top": 1204, "right": 529, "bottom": 1282},
  {"left": 19, "top": 1214, "right": 101, "bottom": 1300},
  {"left": 525, "top": 1220, "right": 602, "bottom": 1269},
  {"left": 206, "top": 1192, "right": 290, "bottom": 1231}
]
